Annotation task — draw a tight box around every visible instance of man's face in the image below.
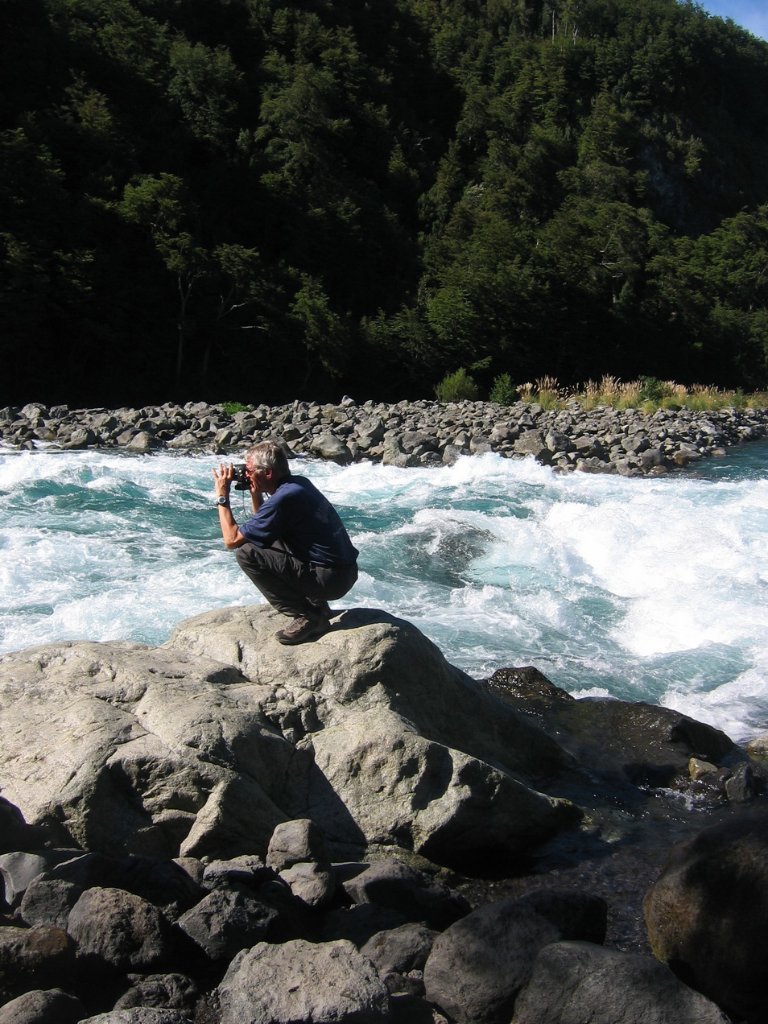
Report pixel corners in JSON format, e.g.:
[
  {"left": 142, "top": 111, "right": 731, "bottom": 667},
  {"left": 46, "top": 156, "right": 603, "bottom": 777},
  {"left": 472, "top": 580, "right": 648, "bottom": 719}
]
[{"left": 246, "top": 461, "right": 270, "bottom": 490}]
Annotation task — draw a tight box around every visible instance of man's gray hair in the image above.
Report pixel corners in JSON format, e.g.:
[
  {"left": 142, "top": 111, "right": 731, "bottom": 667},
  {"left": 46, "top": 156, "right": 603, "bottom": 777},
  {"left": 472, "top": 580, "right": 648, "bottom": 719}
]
[{"left": 245, "top": 440, "right": 290, "bottom": 480}]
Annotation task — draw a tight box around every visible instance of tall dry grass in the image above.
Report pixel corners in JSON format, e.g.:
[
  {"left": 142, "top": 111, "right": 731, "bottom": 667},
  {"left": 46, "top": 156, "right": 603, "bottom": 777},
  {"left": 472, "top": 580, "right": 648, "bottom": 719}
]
[{"left": 516, "top": 377, "right": 767, "bottom": 412}]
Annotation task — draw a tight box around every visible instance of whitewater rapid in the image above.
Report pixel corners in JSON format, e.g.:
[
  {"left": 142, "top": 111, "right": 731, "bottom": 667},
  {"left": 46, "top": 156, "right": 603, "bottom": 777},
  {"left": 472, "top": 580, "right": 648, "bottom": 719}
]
[{"left": 1, "top": 444, "right": 767, "bottom": 742}]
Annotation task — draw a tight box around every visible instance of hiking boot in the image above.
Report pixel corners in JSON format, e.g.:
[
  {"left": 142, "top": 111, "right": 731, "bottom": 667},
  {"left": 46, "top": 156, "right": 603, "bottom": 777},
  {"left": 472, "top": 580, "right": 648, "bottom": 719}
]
[{"left": 275, "top": 613, "right": 330, "bottom": 646}]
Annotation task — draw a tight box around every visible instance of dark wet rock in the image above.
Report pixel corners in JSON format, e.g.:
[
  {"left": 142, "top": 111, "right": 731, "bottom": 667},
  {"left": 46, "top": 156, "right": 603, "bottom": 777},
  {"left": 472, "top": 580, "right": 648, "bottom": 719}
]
[
  {"left": 644, "top": 807, "right": 768, "bottom": 1023},
  {"left": 0, "top": 800, "right": 40, "bottom": 856},
  {"left": 487, "top": 666, "right": 738, "bottom": 791},
  {"left": 200, "top": 856, "right": 269, "bottom": 891},
  {"left": 0, "top": 925, "right": 74, "bottom": 1002},
  {"left": 512, "top": 941, "right": 730, "bottom": 1024},
  {"left": 41, "top": 855, "right": 205, "bottom": 921},
  {"left": 423, "top": 890, "right": 606, "bottom": 1024},
  {"left": 320, "top": 903, "right": 411, "bottom": 948}
]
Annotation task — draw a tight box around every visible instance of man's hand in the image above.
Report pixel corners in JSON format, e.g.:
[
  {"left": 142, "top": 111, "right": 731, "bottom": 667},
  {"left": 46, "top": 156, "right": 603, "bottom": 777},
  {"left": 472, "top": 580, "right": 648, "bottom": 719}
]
[{"left": 212, "top": 463, "right": 235, "bottom": 499}]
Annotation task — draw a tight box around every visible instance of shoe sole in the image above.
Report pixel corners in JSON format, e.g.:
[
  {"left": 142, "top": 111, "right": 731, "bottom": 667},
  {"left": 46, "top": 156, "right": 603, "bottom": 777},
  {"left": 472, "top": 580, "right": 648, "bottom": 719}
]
[{"left": 276, "top": 622, "right": 330, "bottom": 646}]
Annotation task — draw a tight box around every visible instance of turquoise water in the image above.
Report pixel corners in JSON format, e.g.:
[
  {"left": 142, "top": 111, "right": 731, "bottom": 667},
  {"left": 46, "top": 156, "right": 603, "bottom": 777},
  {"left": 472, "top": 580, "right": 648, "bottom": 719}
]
[{"left": 2, "top": 441, "right": 767, "bottom": 742}]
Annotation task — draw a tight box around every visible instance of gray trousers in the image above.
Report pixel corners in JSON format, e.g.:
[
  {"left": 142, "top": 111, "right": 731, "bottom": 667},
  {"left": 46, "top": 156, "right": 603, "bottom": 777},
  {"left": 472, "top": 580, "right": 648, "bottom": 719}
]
[{"left": 235, "top": 541, "right": 358, "bottom": 619}]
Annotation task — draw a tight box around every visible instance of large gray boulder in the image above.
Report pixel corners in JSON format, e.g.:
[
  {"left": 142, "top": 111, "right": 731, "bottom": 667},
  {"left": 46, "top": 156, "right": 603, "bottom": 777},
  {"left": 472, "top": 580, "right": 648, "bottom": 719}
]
[
  {"left": 644, "top": 807, "right": 768, "bottom": 1023},
  {"left": 511, "top": 941, "right": 730, "bottom": 1024},
  {"left": 0, "top": 608, "right": 577, "bottom": 870},
  {"left": 67, "top": 887, "right": 175, "bottom": 973},
  {"left": 218, "top": 938, "right": 389, "bottom": 1024}
]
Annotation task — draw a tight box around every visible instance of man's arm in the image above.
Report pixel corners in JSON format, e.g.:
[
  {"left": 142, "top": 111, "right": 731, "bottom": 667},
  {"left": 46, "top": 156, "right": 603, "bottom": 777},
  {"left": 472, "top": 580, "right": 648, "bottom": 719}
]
[{"left": 212, "top": 463, "right": 247, "bottom": 549}]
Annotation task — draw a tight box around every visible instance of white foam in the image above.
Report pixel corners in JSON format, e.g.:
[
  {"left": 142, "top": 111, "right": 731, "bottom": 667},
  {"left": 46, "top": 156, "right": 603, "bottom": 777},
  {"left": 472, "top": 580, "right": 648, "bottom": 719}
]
[{"left": 2, "top": 447, "right": 768, "bottom": 740}]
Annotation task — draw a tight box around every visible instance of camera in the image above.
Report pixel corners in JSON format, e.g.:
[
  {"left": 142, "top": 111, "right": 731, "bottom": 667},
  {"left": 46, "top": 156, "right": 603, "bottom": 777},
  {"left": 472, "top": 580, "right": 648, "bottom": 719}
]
[{"left": 232, "top": 463, "right": 249, "bottom": 490}]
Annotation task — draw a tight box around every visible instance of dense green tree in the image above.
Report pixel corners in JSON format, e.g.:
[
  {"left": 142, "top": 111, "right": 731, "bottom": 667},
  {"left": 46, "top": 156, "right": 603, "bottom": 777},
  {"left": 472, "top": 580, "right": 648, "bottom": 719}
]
[{"left": 2, "top": 0, "right": 768, "bottom": 406}]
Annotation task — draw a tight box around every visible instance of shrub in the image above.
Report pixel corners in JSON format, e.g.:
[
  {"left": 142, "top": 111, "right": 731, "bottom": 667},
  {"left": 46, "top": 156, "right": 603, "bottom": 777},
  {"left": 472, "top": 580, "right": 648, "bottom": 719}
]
[
  {"left": 221, "top": 401, "right": 251, "bottom": 415},
  {"left": 489, "top": 372, "right": 517, "bottom": 405},
  {"left": 435, "top": 367, "right": 480, "bottom": 402},
  {"left": 638, "top": 376, "right": 673, "bottom": 403}
]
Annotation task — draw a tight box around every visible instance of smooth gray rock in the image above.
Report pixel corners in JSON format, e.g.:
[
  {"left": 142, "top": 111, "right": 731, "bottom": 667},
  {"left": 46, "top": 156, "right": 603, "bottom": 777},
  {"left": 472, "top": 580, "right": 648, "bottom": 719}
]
[
  {"left": 511, "top": 941, "right": 730, "bottom": 1024},
  {"left": 308, "top": 432, "right": 353, "bottom": 464},
  {"left": 278, "top": 861, "right": 336, "bottom": 907},
  {"left": 169, "top": 607, "right": 577, "bottom": 868},
  {"left": 0, "top": 988, "right": 85, "bottom": 1024},
  {"left": 266, "top": 819, "right": 329, "bottom": 871},
  {"left": 0, "top": 640, "right": 290, "bottom": 860},
  {"left": 218, "top": 938, "right": 390, "bottom": 1024}
]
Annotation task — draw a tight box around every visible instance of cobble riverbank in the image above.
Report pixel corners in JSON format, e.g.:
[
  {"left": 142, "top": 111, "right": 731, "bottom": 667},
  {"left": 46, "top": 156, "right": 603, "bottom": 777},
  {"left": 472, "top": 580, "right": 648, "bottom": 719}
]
[{"left": 3, "top": 398, "right": 768, "bottom": 475}]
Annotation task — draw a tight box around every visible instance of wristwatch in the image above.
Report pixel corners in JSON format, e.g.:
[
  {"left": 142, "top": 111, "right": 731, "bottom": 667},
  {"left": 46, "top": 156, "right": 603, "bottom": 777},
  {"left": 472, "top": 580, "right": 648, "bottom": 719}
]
[{"left": 216, "top": 495, "right": 230, "bottom": 507}]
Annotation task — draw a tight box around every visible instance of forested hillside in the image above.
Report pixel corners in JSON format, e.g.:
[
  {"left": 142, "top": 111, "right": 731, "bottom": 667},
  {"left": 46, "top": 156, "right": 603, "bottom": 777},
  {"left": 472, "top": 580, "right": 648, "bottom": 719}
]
[{"left": 2, "top": 0, "right": 768, "bottom": 406}]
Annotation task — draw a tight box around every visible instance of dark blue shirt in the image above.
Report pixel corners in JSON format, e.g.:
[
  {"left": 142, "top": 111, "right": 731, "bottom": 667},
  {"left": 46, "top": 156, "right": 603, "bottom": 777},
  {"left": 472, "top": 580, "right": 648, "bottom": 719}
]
[{"left": 238, "top": 475, "right": 358, "bottom": 567}]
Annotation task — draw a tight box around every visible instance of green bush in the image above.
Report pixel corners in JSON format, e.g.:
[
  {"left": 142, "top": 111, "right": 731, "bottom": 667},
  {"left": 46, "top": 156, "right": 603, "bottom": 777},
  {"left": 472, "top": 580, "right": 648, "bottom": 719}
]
[
  {"left": 221, "top": 401, "right": 251, "bottom": 415},
  {"left": 489, "top": 373, "right": 517, "bottom": 405},
  {"left": 435, "top": 367, "right": 480, "bottom": 402},
  {"left": 638, "top": 376, "right": 672, "bottom": 403}
]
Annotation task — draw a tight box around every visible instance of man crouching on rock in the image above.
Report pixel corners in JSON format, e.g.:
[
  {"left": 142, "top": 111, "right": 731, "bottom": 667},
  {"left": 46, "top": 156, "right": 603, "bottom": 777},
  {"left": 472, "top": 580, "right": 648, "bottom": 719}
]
[{"left": 213, "top": 440, "right": 358, "bottom": 645}]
